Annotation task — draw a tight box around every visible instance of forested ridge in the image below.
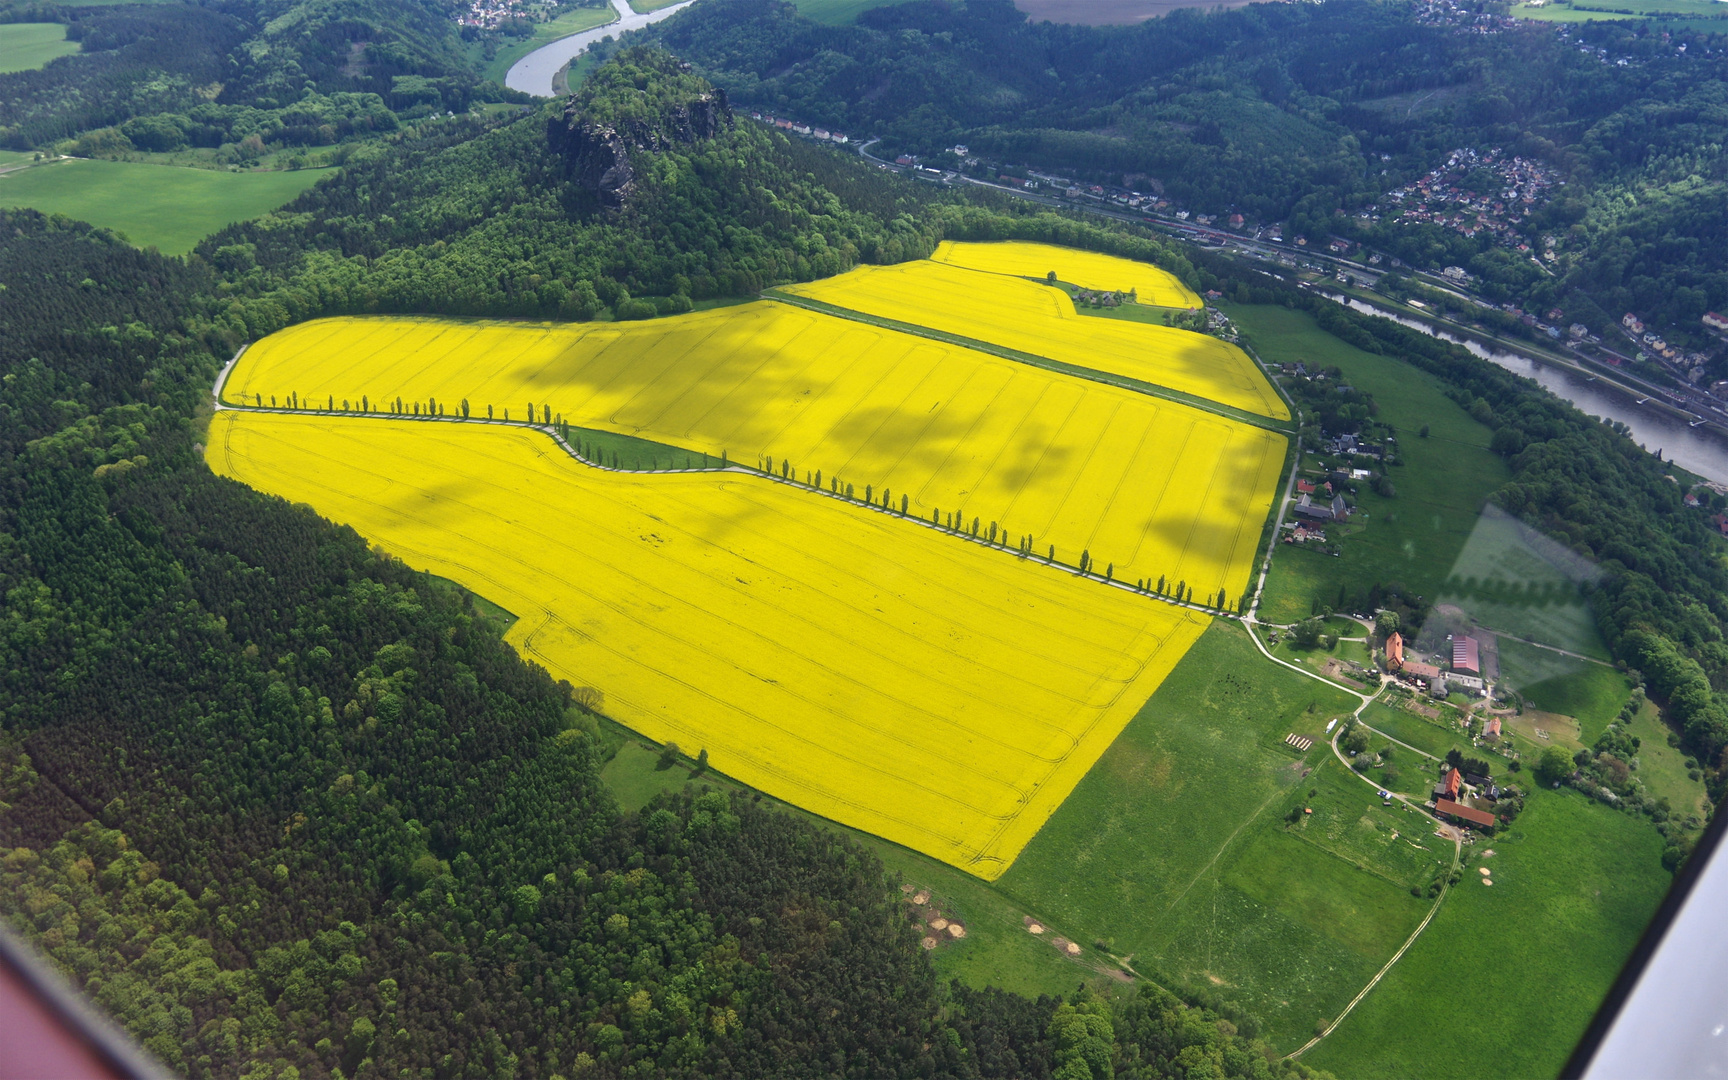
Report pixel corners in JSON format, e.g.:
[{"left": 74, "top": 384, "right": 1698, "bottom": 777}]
[
  {"left": 0, "top": 52, "right": 1323, "bottom": 1079},
  {"left": 649, "top": 0, "right": 1727, "bottom": 346}
]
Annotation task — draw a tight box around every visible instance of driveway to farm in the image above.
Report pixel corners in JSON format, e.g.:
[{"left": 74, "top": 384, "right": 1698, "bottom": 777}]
[{"left": 505, "top": 0, "right": 701, "bottom": 97}]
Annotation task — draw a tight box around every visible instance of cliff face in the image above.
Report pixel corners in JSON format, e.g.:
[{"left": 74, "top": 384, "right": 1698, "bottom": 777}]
[{"left": 547, "top": 84, "right": 733, "bottom": 210}]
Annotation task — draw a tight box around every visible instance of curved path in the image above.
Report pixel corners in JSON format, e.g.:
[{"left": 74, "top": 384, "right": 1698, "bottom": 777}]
[{"left": 505, "top": 0, "right": 702, "bottom": 97}]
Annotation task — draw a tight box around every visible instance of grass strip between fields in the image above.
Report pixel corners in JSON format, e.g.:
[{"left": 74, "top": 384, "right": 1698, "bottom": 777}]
[{"left": 763, "top": 289, "right": 1296, "bottom": 435}]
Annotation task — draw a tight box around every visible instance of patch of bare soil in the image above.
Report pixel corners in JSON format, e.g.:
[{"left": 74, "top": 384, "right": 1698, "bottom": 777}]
[{"left": 1013, "top": 0, "right": 1259, "bottom": 24}]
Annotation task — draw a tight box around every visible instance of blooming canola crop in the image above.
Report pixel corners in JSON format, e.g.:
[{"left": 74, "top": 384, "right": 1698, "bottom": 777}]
[
  {"left": 931, "top": 240, "right": 1204, "bottom": 310},
  {"left": 223, "top": 304, "right": 1286, "bottom": 602},
  {"left": 206, "top": 411, "right": 1211, "bottom": 877},
  {"left": 782, "top": 259, "right": 1287, "bottom": 421}
]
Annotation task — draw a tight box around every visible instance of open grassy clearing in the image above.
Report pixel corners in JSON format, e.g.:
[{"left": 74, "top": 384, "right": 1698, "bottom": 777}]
[
  {"left": 1434, "top": 504, "right": 1609, "bottom": 659},
  {"left": 784, "top": 258, "right": 1285, "bottom": 419},
  {"left": 1621, "top": 700, "right": 1711, "bottom": 820},
  {"left": 993, "top": 623, "right": 1437, "bottom": 1049},
  {"left": 1257, "top": 628, "right": 1374, "bottom": 687},
  {"left": 0, "top": 23, "right": 79, "bottom": 73},
  {"left": 1304, "top": 788, "right": 1670, "bottom": 1078},
  {"left": 209, "top": 410, "right": 1210, "bottom": 878},
  {"left": 930, "top": 239, "right": 1203, "bottom": 308},
  {"left": 223, "top": 306, "right": 1286, "bottom": 604},
  {"left": 0, "top": 159, "right": 328, "bottom": 253},
  {"left": 1497, "top": 637, "right": 1629, "bottom": 742},
  {"left": 472, "top": 4, "right": 618, "bottom": 84},
  {"left": 790, "top": 0, "right": 921, "bottom": 23},
  {"left": 1512, "top": 0, "right": 1728, "bottom": 22},
  {"left": 1231, "top": 303, "right": 1511, "bottom": 624}
]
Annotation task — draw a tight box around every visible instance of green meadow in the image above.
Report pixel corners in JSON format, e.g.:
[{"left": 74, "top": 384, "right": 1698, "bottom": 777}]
[
  {"left": 791, "top": 0, "right": 920, "bottom": 24},
  {"left": 0, "top": 160, "right": 328, "bottom": 254},
  {"left": 0, "top": 23, "right": 79, "bottom": 73},
  {"left": 995, "top": 622, "right": 1430, "bottom": 1049},
  {"left": 1305, "top": 788, "right": 1669, "bottom": 1078},
  {"left": 1229, "top": 303, "right": 1511, "bottom": 624}
]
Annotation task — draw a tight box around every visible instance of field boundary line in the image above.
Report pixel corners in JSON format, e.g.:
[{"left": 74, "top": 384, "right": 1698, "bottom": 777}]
[
  {"left": 213, "top": 365, "right": 1247, "bottom": 622},
  {"left": 762, "top": 289, "right": 1295, "bottom": 435}
]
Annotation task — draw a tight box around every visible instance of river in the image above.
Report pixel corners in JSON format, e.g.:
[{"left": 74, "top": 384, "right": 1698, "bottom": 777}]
[
  {"left": 1321, "top": 293, "right": 1728, "bottom": 484},
  {"left": 505, "top": 0, "right": 702, "bottom": 97}
]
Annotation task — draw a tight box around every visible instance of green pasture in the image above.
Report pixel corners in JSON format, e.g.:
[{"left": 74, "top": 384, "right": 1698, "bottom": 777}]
[
  {"left": 628, "top": 0, "right": 688, "bottom": 10},
  {"left": 1356, "top": 701, "right": 1475, "bottom": 769},
  {"left": 0, "top": 23, "right": 79, "bottom": 73},
  {"left": 0, "top": 159, "right": 328, "bottom": 254},
  {"left": 997, "top": 622, "right": 1432, "bottom": 1049},
  {"left": 1305, "top": 788, "right": 1670, "bottom": 1078},
  {"left": 1497, "top": 638, "right": 1629, "bottom": 741},
  {"left": 1621, "top": 700, "right": 1711, "bottom": 821},
  {"left": 790, "top": 0, "right": 917, "bottom": 23},
  {"left": 1230, "top": 303, "right": 1511, "bottom": 625},
  {"left": 472, "top": 4, "right": 618, "bottom": 85},
  {"left": 1435, "top": 505, "right": 1609, "bottom": 658},
  {"left": 1260, "top": 627, "right": 1375, "bottom": 687},
  {"left": 1512, "top": 0, "right": 1728, "bottom": 21}
]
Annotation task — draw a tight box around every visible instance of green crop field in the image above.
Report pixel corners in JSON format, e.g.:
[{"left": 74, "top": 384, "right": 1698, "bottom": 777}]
[
  {"left": 791, "top": 0, "right": 918, "bottom": 24},
  {"left": 1230, "top": 304, "right": 1511, "bottom": 625},
  {"left": 0, "top": 23, "right": 79, "bottom": 73},
  {"left": 1305, "top": 788, "right": 1669, "bottom": 1078},
  {"left": 995, "top": 623, "right": 1438, "bottom": 1049},
  {"left": 0, "top": 160, "right": 328, "bottom": 254},
  {"left": 473, "top": 4, "right": 618, "bottom": 85}
]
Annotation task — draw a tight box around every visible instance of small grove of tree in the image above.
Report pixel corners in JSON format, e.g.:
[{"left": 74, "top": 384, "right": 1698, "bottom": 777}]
[{"left": 1291, "top": 617, "right": 1324, "bottom": 648}]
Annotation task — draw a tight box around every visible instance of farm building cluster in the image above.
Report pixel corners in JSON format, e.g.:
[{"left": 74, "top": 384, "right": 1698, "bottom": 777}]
[{"left": 1383, "top": 630, "right": 1489, "bottom": 698}]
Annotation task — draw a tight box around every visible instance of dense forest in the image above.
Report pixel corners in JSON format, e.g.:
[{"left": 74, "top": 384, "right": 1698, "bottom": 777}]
[
  {"left": 646, "top": 0, "right": 1727, "bottom": 341},
  {"left": 0, "top": 0, "right": 513, "bottom": 154},
  {"left": 0, "top": 53, "right": 1329, "bottom": 1078}
]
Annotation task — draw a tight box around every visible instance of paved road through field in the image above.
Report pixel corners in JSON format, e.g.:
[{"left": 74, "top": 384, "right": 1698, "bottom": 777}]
[{"left": 505, "top": 0, "right": 701, "bottom": 97}]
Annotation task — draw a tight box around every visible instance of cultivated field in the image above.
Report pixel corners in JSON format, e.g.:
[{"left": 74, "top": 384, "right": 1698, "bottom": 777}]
[
  {"left": 783, "top": 261, "right": 1286, "bottom": 419},
  {"left": 0, "top": 23, "right": 79, "bottom": 73},
  {"left": 932, "top": 240, "right": 1204, "bottom": 308},
  {"left": 223, "top": 307, "right": 1287, "bottom": 601},
  {"left": 0, "top": 160, "right": 328, "bottom": 253},
  {"left": 207, "top": 411, "right": 1211, "bottom": 877}
]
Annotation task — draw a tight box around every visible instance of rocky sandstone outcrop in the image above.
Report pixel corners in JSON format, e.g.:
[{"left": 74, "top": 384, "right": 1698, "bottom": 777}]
[{"left": 547, "top": 84, "right": 732, "bottom": 209}]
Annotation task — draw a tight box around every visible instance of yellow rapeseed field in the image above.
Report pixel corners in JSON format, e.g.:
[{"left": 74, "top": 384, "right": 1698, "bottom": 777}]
[
  {"left": 931, "top": 240, "right": 1205, "bottom": 309},
  {"left": 223, "top": 306, "right": 1286, "bottom": 601},
  {"left": 782, "top": 260, "right": 1287, "bottom": 420},
  {"left": 206, "top": 411, "right": 1210, "bottom": 877}
]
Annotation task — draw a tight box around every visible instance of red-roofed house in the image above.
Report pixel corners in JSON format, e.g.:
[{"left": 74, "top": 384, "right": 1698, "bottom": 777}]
[
  {"left": 1436, "top": 799, "right": 1497, "bottom": 829},
  {"left": 1438, "top": 767, "right": 1462, "bottom": 801},
  {"left": 1296, "top": 479, "right": 1316, "bottom": 495},
  {"left": 1483, "top": 716, "right": 1502, "bottom": 740},
  {"left": 1452, "top": 636, "right": 1480, "bottom": 676},
  {"left": 1403, "top": 660, "right": 1442, "bottom": 682},
  {"left": 1385, "top": 631, "right": 1404, "bottom": 672}
]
